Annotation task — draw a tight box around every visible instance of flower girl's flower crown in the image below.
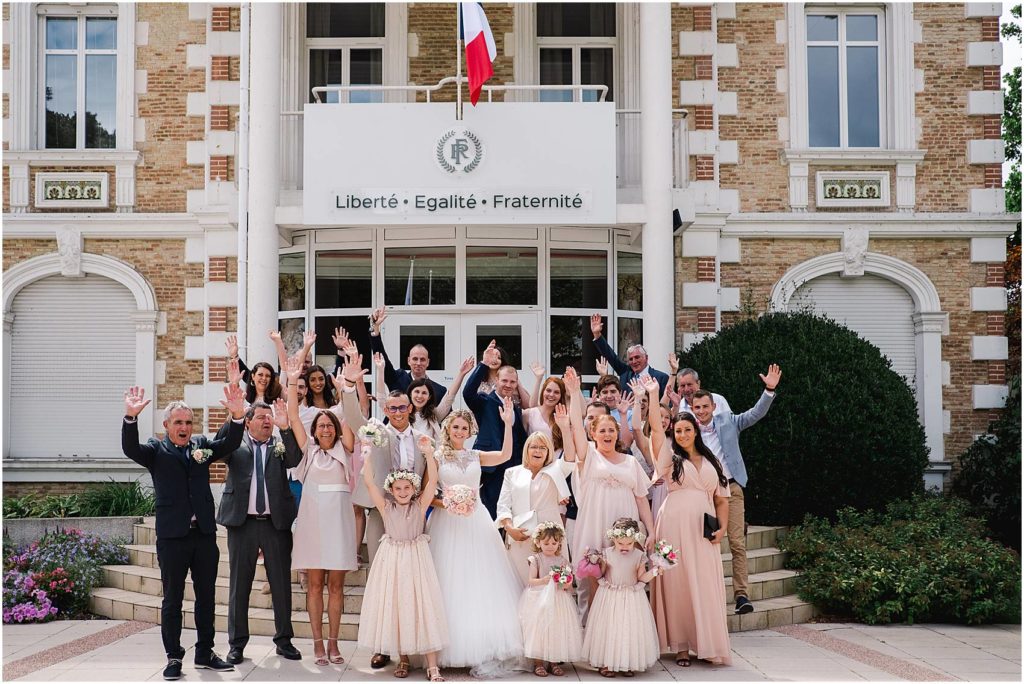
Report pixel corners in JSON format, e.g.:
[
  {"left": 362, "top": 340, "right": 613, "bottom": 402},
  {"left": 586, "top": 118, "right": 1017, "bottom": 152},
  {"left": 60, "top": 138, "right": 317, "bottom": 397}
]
[
  {"left": 606, "top": 525, "right": 646, "bottom": 545},
  {"left": 531, "top": 521, "right": 565, "bottom": 543},
  {"left": 384, "top": 469, "right": 422, "bottom": 493}
]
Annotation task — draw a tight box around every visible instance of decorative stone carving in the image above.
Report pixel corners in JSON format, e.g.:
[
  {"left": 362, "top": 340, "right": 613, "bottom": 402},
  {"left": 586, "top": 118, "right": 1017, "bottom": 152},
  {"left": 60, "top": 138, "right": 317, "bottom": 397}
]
[
  {"left": 842, "top": 227, "right": 869, "bottom": 277},
  {"left": 34, "top": 172, "right": 109, "bottom": 209},
  {"left": 56, "top": 226, "right": 84, "bottom": 277},
  {"left": 815, "top": 171, "right": 891, "bottom": 208}
]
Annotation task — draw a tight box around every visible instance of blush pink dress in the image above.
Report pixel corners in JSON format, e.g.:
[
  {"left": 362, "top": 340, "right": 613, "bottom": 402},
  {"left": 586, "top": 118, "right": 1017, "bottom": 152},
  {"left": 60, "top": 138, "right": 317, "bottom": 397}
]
[
  {"left": 291, "top": 442, "right": 357, "bottom": 571},
  {"left": 357, "top": 501, "right": 449, "bottom": 656},
  {"left": 580, "top": 547, "right": 660, "bottom": 673},
  {"left": 649, "top": 457, "right": 732, "bottom": 665},
  {"left": 517, "top": 552, "right": 583, "bottom": 663},
  {"left": 570, "top": 446, "right": 651, "bottom": 565}
]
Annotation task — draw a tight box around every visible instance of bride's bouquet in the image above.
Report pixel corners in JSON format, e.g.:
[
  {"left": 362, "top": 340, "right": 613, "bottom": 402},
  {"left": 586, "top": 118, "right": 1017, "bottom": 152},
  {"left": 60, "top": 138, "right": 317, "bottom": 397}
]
[
  {"left": 358, "top": 420, "right": 388, "bottom": 448},
  {"left": 548, "top": 564, "right": 574, "bottom": 587},
  {"left": 441, "top": 484, "right": 476, "bottom": 516},
  {"left": 649, "top": 539, "right": 679, "bottom": 570}
]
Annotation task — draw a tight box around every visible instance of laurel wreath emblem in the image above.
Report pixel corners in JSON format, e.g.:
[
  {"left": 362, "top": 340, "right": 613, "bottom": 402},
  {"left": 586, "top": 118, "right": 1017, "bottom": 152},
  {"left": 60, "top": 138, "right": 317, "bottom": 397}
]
[{"left": 435, "top": 129, "right": 484, "bottom": 174}]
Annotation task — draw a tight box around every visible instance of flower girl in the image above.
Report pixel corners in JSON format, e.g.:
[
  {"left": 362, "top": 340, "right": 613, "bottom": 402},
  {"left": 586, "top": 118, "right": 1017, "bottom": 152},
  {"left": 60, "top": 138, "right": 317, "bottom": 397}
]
[
  {"left": 357, "top": 433, "right": 448, "bottom": 682},
  {"left": 580, "top": 518, "right": 662, "bottom": 678},
  {"left": 518, "top": 522, "right": 583, "bottom": 677}
]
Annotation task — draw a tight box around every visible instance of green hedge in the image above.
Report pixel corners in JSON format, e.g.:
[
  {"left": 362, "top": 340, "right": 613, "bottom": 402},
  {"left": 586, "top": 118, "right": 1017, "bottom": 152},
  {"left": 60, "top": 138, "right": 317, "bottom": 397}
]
[
  {"left": 781, "top": 495, "right": 1021, "bottom": 625},
  {"left": 3, "top": 480, "right": 155, "bottom": 519},
  {"left": 680, "top": 311, "right": 929, "bottom": 525},
  {"left": 952, "top": 375, "right": 1022, "bottom": 550}
]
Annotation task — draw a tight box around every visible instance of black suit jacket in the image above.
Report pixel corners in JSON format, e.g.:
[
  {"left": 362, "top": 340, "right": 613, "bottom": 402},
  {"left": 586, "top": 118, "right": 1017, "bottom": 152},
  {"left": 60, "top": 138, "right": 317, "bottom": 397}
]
[
  {"left": 365, "top": 334, "right": 448, "bottom": 399},
  {"left": 592, "top": 335, "right": 670, "bottom": 396},
  {"left": 215, "top": 426, "right": 303, "bottom": 531},
  {"left": 462, "top": 363, "right": 527, "bottom": 466},
  {"left": 121, "top": 417, "right": 244, "bottom": 539}
]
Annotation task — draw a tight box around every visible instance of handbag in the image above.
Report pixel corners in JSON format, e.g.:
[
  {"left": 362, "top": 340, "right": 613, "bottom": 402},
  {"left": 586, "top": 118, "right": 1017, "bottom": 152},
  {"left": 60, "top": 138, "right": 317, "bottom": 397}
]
[{"left": 703, "top": 513, "right": 720, "bottom": 541}]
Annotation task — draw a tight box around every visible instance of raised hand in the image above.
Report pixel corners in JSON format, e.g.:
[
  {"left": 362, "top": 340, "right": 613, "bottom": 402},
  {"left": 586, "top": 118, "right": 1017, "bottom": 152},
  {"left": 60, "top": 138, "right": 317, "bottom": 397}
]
[
  {"left": 225, "top": 334, "right": 239, "bottom": 359},
  {"left": 627, "top": 376, "right": 646, "bottom": 398},
  {"left": 482, "top": 340, "right": 501, "bottom": 367},
  {"left": 668, "top": 351, "right": 679, "bottom": 376},
  {"left": 596, "top": 356, "right": 609, "bottom": 377},
  {"left": 268, "top": 329, "right": 282, "bottom": 344},
  {"left": 562, "top": 366, "right": 581, "bottom": 394},
  {"left": 459, "top": 355, "right": 476, "bottom": 375},
  {"left": 530, "top": 361, "right": 545, "bottom": 380},
  {"left": 759, "top": 363, "right": 782, "bottom": 391},
  {"left": 302, "top": 329, "right": 316, "bottom": 349},
  {"left": 124, "top": 386, "right": 151, "bottom": 418},
  {"left": 666, "top": 389, "right": 682, "bottom": 410},
  {"left": 416, "top": 434, "right": 435, "bottom": 456},
  {"left": 369, "top": 306, "right": 388, "bottom": 332},
  {"left": 342, "top": 340, "right": 360, "bottom": 360},
  {"left": 330, "top": 367, "right": 346, "bottom": 396},
  {"left": 590, "top": 313, "right": 604, "bottom": 339},
  {"left": 641, "top": 373, "right": 660, "bottom": 395},
  {"left": 227, "top": 357, "right": 243, "bottom": 386},
  {"left": 342, "top": 354, "right": 366, "bottom": 384},
  {"left": 372, "top": 352, "right": 385, "bottom": 369},
  {"left": 284, "top": 354, "right": 303, "bottom": 383},
  {"left": 332, "top": 326, "right": 350, "bottom": 352},
  {"left": 498, "top": 396, "right": 515, "bottom": 424},
  {"left": 221, "top": 382, "right": 246, "bottom": 419},
  {"left": 553, "top": 403, "right": 571, "bottom": 430},
  {"left": 272, "top": 398, "right": 289, "bottom": 430}
]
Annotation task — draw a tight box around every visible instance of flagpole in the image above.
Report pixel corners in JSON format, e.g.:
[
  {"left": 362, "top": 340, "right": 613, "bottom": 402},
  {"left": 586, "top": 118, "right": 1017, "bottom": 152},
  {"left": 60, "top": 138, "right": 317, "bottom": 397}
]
[{"left": 456, "top": 2, "right": 463, "bottom": 120}]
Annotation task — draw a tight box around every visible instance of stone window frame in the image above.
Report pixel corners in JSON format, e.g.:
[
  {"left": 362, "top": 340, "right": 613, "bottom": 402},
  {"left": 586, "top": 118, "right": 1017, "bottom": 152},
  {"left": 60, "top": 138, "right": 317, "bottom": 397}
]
[{"left": 2, "top": 247, "right": 158, "bottom": 477}]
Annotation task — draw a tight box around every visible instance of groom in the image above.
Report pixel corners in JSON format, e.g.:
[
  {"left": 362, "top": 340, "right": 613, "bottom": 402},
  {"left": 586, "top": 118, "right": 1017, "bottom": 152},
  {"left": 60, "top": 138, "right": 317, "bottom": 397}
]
[{"left": 340, "top": 355, "right": 428, "bottom": 671}]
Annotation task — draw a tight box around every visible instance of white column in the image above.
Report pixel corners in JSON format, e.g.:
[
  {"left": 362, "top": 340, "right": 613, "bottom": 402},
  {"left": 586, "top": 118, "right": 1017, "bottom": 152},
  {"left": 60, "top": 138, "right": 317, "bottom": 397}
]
[
  {"left": 246, "top": 2, "right": 282, "bottom": 365},
  {"left": 640, "top": 3, "right": 675, "bottom": 364},
  {"left": 913, "top": 312, "right": 947, "bottom": 474}
]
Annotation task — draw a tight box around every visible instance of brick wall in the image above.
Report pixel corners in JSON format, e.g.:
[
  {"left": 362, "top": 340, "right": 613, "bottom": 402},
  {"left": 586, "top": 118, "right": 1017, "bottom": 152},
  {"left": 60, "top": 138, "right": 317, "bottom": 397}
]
[
  {"left": 3, "top": 482, "right": 97, "bottom": 498},
  {"left": 135, "top": 3, "right": 206, "bottom": 212},
  {"left": 718, "top": 4, "right": 788, "bottom": 212}
]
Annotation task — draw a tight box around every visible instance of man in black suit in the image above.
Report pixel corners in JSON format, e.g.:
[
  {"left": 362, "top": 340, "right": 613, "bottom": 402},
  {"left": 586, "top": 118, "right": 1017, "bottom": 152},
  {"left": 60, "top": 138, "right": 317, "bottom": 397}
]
[
  {"left": 121, "top": 382, "right": 246, "bottom": 681},
  {"left": 463, "top": 344, "right": 527, "bottom": 518},
  {"left": 215, "top": 399, "right": 303, "bottom": 664},
  {"left": 590, "top": 313, "right": 671, "bottom": 395},
  {"left": 364, "top": 306, "right": 447, "bottom": 397}
]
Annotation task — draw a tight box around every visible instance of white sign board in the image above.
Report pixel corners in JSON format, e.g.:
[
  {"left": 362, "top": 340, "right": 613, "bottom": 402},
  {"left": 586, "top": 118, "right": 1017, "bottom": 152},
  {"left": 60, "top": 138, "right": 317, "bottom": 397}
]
[{"left": 303, "top": 103, "right": 616, "bottom": 225}]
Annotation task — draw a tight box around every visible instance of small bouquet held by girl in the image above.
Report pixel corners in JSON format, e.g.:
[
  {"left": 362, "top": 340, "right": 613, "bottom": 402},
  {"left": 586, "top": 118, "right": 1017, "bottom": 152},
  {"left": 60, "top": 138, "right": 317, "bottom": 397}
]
[
  {"left": 649, "top": 539, "right": 679, "bottom": 571},
  {"left": 518, "top": 522, "right": 583, "bottom": 677}
]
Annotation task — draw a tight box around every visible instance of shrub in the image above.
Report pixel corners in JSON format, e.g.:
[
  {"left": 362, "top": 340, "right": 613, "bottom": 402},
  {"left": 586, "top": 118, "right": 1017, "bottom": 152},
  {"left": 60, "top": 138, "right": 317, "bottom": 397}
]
[
  {"left": 2, "top": 528, "right": 128, "bottom": 621},
  {"left": 952, "top": 375, "right": 1022, "bottom": 550},
  {"left": 79, "top": 480, "right": 155, "bottom": 518},
  {"left": 781, "top": 494, "right": 1021, "bottom": 625},
  {"left": 680, "top": 311, "right": 929, "bottom": 525}
]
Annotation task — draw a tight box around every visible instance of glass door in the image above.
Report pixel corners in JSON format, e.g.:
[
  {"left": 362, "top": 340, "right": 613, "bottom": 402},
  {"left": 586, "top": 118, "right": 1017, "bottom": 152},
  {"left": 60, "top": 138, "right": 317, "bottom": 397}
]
[
  {"left": 460, "top": 313, "right": 543, "bottom": 396},
  {"left": 378, "top": 313, "right": 461, "bottom": 395}
]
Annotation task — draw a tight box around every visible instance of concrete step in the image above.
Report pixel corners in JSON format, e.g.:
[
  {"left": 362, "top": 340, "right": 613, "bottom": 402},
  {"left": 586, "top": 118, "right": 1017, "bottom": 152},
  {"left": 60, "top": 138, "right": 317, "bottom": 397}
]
[
  {"left": 89, "top": 587, "right": 360, "bottom": 641},
  {"left": 726, "top": 593, "right": 819, "bottom": 633},
  {"left": 124, "top": 545, "right": 367, "bottom": 586},
  {"left": 721, "top": 546, "right": 787, "bottom": 578}
]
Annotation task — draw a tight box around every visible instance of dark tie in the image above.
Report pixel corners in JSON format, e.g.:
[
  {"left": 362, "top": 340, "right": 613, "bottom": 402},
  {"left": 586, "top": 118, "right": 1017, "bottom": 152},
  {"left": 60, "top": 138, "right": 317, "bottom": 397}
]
[{"left": 254, "top": 441, "right": 267, "bottom": 515}]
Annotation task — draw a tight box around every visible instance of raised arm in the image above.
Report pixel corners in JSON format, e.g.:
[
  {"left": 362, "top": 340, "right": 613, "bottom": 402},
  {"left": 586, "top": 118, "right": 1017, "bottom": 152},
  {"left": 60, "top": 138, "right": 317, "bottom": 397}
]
[
  {"left": 437, "top": 355, "right": 474, "bottom": 419},
  {"left": 206, "top": 384, "right": 246, "bottom": 460},
  {"left": 269, "top": 329, "right": 289, "bottom": 376},
  {"left": 617, "top": 393, "right": 635, "bottom": 451},
  {"left": 360, "top": 440, "right": 389, "bottom": 513},
  {"left": 529, "top": 361, "right": 546, "bottom": 407},
  {"left": 121, "top": 386, "right": 156, "bottom": 468},
  {"left": 479, "top": 396, "right": 515, "bottom": 467},
  {"left": 552, "top": 403, "right": 576, "bottom": 462},
  {"left": 372, "top": 352, "right": 388, "bottom": 404},
  {"left": 417, "top": 434, "right": 439, "bottom": 515},
  {"left": 665, "top": 351, "right": 679, "bottom": 395},
  {"left": 367, "top": 307, "right": 402, "bottom": 391},
  {"left": 340, "top": 354, "right": 369, "bottom": 431},
  {"left": 734, "top": 364, "right": 781, "bottom": 432},
  {"left": 628, "top": 378, "right": 654, "bottom": 468},
  {"left": 271, "top": 397, "right": 304, "bottom": 468},
  {"left": 590, "top": 314, "right": 628, "bottom": 375},
  {"left": 284, "top": 355, "right": 308, "bottom": 452},
  {"left": 564, "top": 367, "right": 590, "bottom": 470},
  {"left": 225, "top": 334, "right": 251, "bottom": 385},
  {"left": 643, "top": 375, "right": 670, "bottom": 480},
  {"left": 462, "top": 361, "right": 489, "bottom": 413}
]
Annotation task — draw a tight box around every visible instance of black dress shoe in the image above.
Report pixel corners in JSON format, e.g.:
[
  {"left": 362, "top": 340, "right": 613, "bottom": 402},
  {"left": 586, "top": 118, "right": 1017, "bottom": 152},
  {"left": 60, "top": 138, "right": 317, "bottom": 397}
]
[
  {"left": 226, "top": 648, "right": 244, "bottom": 664},
  {"left": 370, "top": 653, "right": 391, "bottom": 669},
  {"left": 194, "top": 653, "right": 235, "bottom": 672},
  {"left": 163, "top": 659, "right": 183, "bottom": 680},
  {"left": 276, "top": 643, "right": 302, "bottom": 660},
  {"left": 734, "top": 595, "right": 755, "bottom": 614}
]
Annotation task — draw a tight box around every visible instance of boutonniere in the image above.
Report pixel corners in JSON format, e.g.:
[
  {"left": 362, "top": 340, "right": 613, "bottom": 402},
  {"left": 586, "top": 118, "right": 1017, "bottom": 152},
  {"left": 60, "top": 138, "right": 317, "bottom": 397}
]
[
  {"left": 192, "top": 448, "right": 213, "bottom": 464},
  {"left": 273, "top": 442, "right": 286, "bottom": 458}
]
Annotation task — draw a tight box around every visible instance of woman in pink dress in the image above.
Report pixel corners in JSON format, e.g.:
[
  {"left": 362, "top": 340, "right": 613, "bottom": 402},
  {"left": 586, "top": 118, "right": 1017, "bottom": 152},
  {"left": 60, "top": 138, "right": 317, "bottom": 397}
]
[
  {"left": 285, "top": 358, "right": 358, "bottom": 667},
  {"left": 644, "top": 378, "right": 732, "bottom": 667},
  {"left": 521, "top": 375, "right": 568, "bottom": 441}
]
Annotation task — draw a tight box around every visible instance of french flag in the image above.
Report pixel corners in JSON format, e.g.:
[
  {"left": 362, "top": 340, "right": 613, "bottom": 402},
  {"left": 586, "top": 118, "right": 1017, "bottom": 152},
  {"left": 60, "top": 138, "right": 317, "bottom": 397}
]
[{"left": 460, "top": 2, "right": 497, "bottom": 106}]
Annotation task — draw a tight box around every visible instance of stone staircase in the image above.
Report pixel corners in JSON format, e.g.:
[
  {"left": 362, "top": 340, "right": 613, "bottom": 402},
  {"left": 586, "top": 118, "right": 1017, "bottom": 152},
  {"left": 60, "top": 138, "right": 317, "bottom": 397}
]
[{"left": 90, "top": 518, "right": 816, "bottom": 638}]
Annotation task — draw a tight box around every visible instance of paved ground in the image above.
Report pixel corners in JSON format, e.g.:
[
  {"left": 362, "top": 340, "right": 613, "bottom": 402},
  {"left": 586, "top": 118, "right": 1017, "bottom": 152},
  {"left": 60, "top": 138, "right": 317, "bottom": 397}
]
[{"left": 2, "top": 620, "right": 1019, "bottom": 682}]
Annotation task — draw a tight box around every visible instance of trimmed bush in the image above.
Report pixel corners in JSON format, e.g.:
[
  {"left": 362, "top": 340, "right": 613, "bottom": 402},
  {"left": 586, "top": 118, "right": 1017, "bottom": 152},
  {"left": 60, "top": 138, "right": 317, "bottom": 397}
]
[
  {"left": 680, "top": 311, "right": 929, "bottom": 525},
  {"left": 781, "top": 495, "right": 1021, "bottom": 625},
  {"left": 952, "top": 375, "right": 1022, "bottom": 550},
  {"left": 2, "top": 480, "right": 154, "bottom": 519}
]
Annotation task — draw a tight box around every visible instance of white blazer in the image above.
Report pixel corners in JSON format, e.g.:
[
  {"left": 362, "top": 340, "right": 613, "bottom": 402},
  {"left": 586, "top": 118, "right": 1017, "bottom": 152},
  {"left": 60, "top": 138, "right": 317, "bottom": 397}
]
[{"left": 495, "top": 459, "right": 574, "bottom": 530}]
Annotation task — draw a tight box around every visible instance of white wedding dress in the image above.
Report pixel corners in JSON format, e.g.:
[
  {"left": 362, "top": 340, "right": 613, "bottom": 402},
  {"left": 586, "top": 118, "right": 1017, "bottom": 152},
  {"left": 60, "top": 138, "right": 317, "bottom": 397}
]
[{"left": 428, "top": 449, "right": 524, "bottom": 673}]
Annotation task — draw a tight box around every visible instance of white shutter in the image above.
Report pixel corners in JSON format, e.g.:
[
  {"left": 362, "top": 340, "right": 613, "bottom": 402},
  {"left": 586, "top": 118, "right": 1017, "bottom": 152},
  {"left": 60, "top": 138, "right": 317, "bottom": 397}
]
[
  {"left": 10, "top": 274, "right": 137, "bottom": 459},
  {"left": 790, "top": 273, "right": 917, "bottom": 385}
]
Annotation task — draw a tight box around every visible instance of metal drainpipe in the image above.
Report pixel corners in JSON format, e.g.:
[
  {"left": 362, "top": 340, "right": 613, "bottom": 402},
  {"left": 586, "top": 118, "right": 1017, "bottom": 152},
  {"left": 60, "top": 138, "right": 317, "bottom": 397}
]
[{"left": 237, "top": 2, "right": 250, "bottom": 358}]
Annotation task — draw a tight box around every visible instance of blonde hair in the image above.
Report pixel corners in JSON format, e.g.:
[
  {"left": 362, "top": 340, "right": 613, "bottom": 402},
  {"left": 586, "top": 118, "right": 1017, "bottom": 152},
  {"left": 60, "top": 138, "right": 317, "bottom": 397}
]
[
  {"left": 438, "top": 409, "right": 478, "bottom": 461},
  {"left": 521, "top": 431, "right": 556, "bottom": 468},
  {"left": 531, "top": 521, "right": 566, "bottom": 554}
]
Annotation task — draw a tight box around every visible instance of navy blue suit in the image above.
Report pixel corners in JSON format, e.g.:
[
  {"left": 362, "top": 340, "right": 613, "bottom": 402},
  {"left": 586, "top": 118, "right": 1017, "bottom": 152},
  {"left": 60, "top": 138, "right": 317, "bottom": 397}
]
[
  {"left": 592, "top": 335, "right": 670, "bottom": 396},
  {"left": 462, "top": 363, "right": 527, "bottom": 519},
  {"left": 121, "top": 416, "right": 243, "bottom": 659}
]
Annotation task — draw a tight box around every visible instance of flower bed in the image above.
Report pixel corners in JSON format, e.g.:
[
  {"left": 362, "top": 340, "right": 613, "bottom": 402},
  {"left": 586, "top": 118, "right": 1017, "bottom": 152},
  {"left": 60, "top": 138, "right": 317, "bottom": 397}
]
[{"left": 2, "top": 528, "right": 128, "bottom": 623}]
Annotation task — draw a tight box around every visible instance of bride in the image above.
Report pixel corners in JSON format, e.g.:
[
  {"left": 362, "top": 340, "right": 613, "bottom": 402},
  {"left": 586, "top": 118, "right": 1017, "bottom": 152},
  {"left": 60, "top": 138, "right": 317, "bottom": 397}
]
[{"left": 428, "top": 402, "right": 524, "bottom": 673}]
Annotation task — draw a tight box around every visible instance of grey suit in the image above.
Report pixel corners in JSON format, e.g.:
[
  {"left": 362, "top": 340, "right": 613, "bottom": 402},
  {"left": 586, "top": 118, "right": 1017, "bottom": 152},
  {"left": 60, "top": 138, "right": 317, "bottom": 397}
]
[
  {"left": 342, "top": 389, "right": 427, "bottom": 564},
  {"left": 709, "top": 390, "right": 775, "bottom": 489},
  {"left": 215, "top": 427, "right": 303, "bottom": 651}
]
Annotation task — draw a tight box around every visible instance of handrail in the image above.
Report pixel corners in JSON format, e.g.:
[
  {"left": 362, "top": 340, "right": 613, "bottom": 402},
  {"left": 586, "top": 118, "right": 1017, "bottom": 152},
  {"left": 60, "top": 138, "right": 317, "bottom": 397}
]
[{"left": 310, "top": 76, "right": 608, "bottom": 103}]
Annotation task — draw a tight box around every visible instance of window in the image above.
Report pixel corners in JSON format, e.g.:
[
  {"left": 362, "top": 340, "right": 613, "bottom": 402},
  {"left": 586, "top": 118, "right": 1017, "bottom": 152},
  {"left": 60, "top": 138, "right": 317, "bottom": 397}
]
[
  {"left": 806, "top": 10, "right": 883, "bottom": 148},
  {"left": 40, "top": 10, "right": 118, "bottom": 149},
  {"left": 306, "top": 3, "right": 384, "bottom": 103},
  {"left": 466, "top": 247, "right": 538, "bottom": 305},
  {"left": 383, "top": 248, "right": 456, "bottom": 306},
  {"left": 537, "top": 3, "right": 616, "bottom": 102}
]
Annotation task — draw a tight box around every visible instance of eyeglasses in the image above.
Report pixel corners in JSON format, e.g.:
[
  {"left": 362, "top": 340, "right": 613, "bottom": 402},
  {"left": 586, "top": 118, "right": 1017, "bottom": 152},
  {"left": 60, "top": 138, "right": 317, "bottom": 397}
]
[{"left": 385, "top": 404, "right": 410, "bottom": 413}]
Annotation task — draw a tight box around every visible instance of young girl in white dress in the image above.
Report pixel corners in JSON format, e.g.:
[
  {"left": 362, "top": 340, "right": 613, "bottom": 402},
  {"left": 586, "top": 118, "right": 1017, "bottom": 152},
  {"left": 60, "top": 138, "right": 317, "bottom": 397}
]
[
  {"left": 357, "top": 433, "right": 449, "bottom": 682},
  {"left": 580, "top": 518, "right": 662, "bottom": 678},
  {"left": 518, "top": 522, "right": 583, "bottom": 677},
  {"left": 427, "top": 407, "right": 525, "bottom": 675}
]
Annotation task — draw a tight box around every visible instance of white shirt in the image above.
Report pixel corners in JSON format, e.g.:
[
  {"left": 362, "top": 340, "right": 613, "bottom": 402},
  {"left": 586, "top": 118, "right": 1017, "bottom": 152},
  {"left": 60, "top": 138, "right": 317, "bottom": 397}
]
[
  {"left": 697, "top": 420, "right": 733, "bottom": 480},
  {"left": 393, "top": 426, "right": 415, "bottom": 471},
  {"left": 247, "top": 438, "right": 273, "bottom": 515}
]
